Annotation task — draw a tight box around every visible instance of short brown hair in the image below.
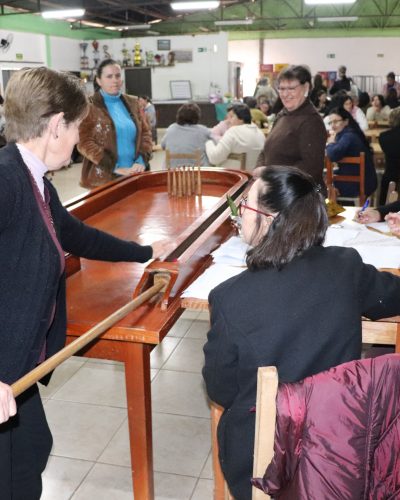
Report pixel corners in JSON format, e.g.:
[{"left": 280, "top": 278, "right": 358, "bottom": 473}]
[
  {"left": 5, "top": 67, "right": 88, "bottom": 142},
  {"left": 176, "top": 103, "right": 201, "bottom": 125}
]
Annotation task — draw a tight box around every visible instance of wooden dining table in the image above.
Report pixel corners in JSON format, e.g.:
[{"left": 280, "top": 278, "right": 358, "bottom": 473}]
[{"left": 63, "top": 168, "right": 251, "bottom": 500}]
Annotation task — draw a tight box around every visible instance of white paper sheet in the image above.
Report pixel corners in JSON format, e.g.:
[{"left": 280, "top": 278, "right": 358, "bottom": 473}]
[
  {"left": 181, "top": 264, "right": 245, "bottom": 300},
  {"left": 366, "top": 221, "right": 392, "bottom": 234},
  {"left": 324, "top": 224, "right": 400, "bottom": 268},
  {"left": 211, "top": 236, "right": 249, "bottom": 266}
]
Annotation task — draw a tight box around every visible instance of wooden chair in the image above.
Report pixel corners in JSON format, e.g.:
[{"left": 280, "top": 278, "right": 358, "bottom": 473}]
[
  {"left": 325, "top": 152, "right": 366, "bottom": 205},
  {"left": 227, "top": 152, "right": 247, "bottom": 171},
  {"left": 210, "top": 319, "right": 400, "bottom": 500},
  {"left": 165, "top": 149, "right": 201, "bottom": 168},
  {"left": 211, "top": 367, "right": 278, "bottom": 500}
]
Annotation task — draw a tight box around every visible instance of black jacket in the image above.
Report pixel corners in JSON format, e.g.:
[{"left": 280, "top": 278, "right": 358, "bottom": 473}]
[
  {"left": 0, "top": 143, "right": 152, "bottom": 384},
  {"left": 203, "top": 245, "right": 400, "bottom": 500}
]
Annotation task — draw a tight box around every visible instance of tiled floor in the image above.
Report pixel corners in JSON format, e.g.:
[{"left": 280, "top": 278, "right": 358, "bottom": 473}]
[{"left": 42, "top": 147, "right": 215, "bottom": 499}]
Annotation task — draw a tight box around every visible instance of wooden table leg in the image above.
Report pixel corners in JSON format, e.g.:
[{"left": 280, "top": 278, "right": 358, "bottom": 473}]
[{"left": 125, "top": 342, "right": 154, "bottom": 500}]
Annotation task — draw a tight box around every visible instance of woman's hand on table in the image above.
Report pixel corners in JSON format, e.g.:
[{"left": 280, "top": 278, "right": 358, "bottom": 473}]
[
  {"left": 356, "top": 207, "right": 381, "bottom": 224},
  {"left": 115, "top": 163, "right": 145, "bottom": 176},
  {"left": 0, "top": 381, "right": 16, "bottom": 424},
  {"left": 131, "top": 163, "right": 146, "bottom": 173},
  {"left": 151, "top": 239, "right": 175, "bottom": 260},
  {"left": 385, "top": 212, "right": 400, "bottom": 236}
]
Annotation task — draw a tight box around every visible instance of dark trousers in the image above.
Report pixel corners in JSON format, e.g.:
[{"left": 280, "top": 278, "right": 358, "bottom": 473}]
[{"left": 0, "top": 384, "right": 52, "bottom": 500}]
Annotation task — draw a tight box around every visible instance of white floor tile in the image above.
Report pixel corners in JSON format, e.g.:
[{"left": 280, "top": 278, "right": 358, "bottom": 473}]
[
  {"left": 154, "top": 471, "right": 197, "bottom": 500},
  {"left": 39, "top": 356, "right": 87, "bottom": 399},
  {"left": 51, "top": 361, "right": 127, "bottom": 407},
  {"left": 42, "top": 455, "right": 94, "bottom": 500},
  {"left": 180, "top": 309, "right": 201, "bottom": 320},
  {"left": 191, "top": 478, "right": 214, "bottom": 500},
  {"left": 151, "top": 370, "right": 210, "bottom": 417},
  {"left": 151, "top": 337, "right": 182, "bottom": 369},
  {"left": 71, "top": 463, "right": 133, "bottom": 500},
  {"left": 45, "top": 400, "right": 126, "bottom": 461},
  {"left": 200, "top": 451, "right": 213, "bottom": 480},
  {"left": 185, "top": 320, "right": 210, "bottom": 340},
  {"left": 153, "top": 412, "right": 211, "bottom": 477},
  {"left": 162, "top": 338, "right": 206, "bottom": 373},
  {"left": 166, "top": 317, "right": 194, "bottom": 338}
]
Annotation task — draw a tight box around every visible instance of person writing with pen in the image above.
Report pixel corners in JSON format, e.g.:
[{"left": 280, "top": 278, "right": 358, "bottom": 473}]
[{"left": 357, "top": 199, "right": 400, "bottom": 236}]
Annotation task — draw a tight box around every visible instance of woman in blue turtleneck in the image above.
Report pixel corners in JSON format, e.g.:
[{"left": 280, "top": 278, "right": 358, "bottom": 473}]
[{"left": 78, "top": 59, "right": 153, "bottom": 188}]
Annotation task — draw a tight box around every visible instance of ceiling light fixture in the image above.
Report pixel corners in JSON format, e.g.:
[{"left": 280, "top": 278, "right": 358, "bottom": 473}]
[
  {"left": 105, "top": 24, "right": 151, "bottom": 31},
  {"left": 80, "top": 20, "right": 105, "bottom": 28},
  {"left": 317, "top": 16, "right": 358, "bottom": 22},
  {"left": 171, "top": 1, "right": 220, "bottom": 11},
  {"left": 149, "top": 19, "right": 162, "bottom": 24},
  {"left": 42, "top": 8, "right": 85, "bottom": 19},
  {"left": 305, "top": 0, "right": 355, "bottom": 4},
  {"left": 215, "top": 19, "right": 254, "bottom": 26}
]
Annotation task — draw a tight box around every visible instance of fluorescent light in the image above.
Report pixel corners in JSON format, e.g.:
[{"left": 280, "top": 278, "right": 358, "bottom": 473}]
[
  {"left": 149, "top": 19, "right": 162, "bottom": 24},
  {"left": 171, "top": 1, "right": 220, "bottom": 11},
  {"left": 318, "top": 16, "right": 358, "bottom": 22},
  {"left": 42, "top": 9, "right": 85, "bottom": 19},
  {"left": 80, "top": 20, "right": 105, "bottom": 28},
  {"left": 215, "top": 19, "right": 254, "bottom": 26},
  {"left": 105, "top": 24, "right": 150, "bottom": 31},
  {"left": 306, "top": 0, "right": 355, "bottom": 4}
]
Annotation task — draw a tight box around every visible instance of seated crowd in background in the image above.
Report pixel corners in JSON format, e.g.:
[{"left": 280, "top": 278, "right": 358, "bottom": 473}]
[{"left": 206, "top": 104, "right": 265, "bottom": 170}]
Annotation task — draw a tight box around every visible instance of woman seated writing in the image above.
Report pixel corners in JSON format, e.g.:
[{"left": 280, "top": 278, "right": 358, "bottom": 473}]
[
  {"left": 326, "top": 107, "right": 377, "bottom": 199},
  {"left": 205, "top": 104, "right": 265, "bottom": 171},
  {"left": 203, "top": 165, "right": 400, "bottom": 500}
]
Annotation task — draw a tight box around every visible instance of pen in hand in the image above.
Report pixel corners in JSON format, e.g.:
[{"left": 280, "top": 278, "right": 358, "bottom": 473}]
[
  {"left": 357, "top": 199, "right": 370, "bottom": 219},
  {"left": 359, "top": 199, "right": 370, "bottom": 213}
]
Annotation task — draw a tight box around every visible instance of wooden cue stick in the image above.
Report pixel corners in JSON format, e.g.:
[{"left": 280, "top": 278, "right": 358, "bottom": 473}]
[{"left": 11, "top": 280, "right": 166, "bottom": 398}]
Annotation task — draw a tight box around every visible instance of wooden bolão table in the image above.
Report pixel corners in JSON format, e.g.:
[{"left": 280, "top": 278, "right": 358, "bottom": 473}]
[{"left": 63, "top": 168, "right": 250, "bottom": 500}]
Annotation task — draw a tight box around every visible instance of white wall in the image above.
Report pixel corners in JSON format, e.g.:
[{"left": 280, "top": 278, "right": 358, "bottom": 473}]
[
  {"left": 228, "top": 40, "right": 259, "bottom": 97},
  {"left": 262, "top": 37, "right": 399, "bottom": 76},
  {"left": 50, "top": 36, "right": 81, "bottom": 72},
  {"left": 106, "top": 32, "right": 229, "bottom": 100}
]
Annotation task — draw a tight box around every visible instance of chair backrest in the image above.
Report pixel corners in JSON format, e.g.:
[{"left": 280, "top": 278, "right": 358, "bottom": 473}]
[
  {"left": 213, "top": 325, "right": 399, "bottom": 500},
  {"left": 227, "top": 152, "right": 247, "bottom": 171},
  {"left": 252, "top": 367, "right": 279, "bottom": 500},
  {"left": 165, "top": 149, "right": 201, "bottom": 169},
  {"left": 252, "top": 354, "right": 400, "bottom": 499},
  {"left": 386, "top": 180, "right": 399, "bottom": 204},
  {"left": 325, "top": 152, "right": 366, "bottom": 205}
]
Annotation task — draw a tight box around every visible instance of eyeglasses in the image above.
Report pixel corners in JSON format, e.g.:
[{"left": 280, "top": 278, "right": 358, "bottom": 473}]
[
  {"left": 328, "top": 119, "right": 343, "bottom": 126},
  {"left": 276, "top": 83, "right": 302, "bottom": 94},
  {"left": 239, "top": 198, "right": 275, "bottom": 218}
]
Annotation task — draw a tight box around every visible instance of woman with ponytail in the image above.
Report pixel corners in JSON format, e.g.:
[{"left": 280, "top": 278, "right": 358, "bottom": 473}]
[{"left": 203, "top": 165, "right": 400, "bottom": 500}]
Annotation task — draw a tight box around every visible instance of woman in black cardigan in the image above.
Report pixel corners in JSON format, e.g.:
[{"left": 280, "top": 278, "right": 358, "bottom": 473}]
[
  {"left": 0, "top": 67, "right": 172, "bottom": 499},
  {"left": 203, "top": 166, "right": 400, "bottom": 500}
]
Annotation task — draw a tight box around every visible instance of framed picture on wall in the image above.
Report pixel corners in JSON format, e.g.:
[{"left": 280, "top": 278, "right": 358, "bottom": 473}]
[
  {"left": 157, "top": 39, "right": 171, "bottom": 51},
  {"left": 170, "top": 80, "right": 192, "bottom": 100}
]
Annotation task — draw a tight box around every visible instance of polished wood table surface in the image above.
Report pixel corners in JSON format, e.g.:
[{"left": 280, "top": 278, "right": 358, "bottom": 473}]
[{"left": 63, "top": 168, "right": 251, "bottom": 500}]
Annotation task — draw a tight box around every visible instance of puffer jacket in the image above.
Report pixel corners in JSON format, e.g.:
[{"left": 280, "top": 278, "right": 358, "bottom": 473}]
[
  {"left": 252, "top": 354, "right": 400, "bottom": 499},
  {"left": 78, "top": 91, "right": 152, "bottom": 188}
]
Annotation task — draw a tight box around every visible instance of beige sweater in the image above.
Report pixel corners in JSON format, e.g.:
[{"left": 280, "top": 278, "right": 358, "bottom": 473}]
[{"left": 205, "top": 123, "right": 265, "bottom": 171}]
